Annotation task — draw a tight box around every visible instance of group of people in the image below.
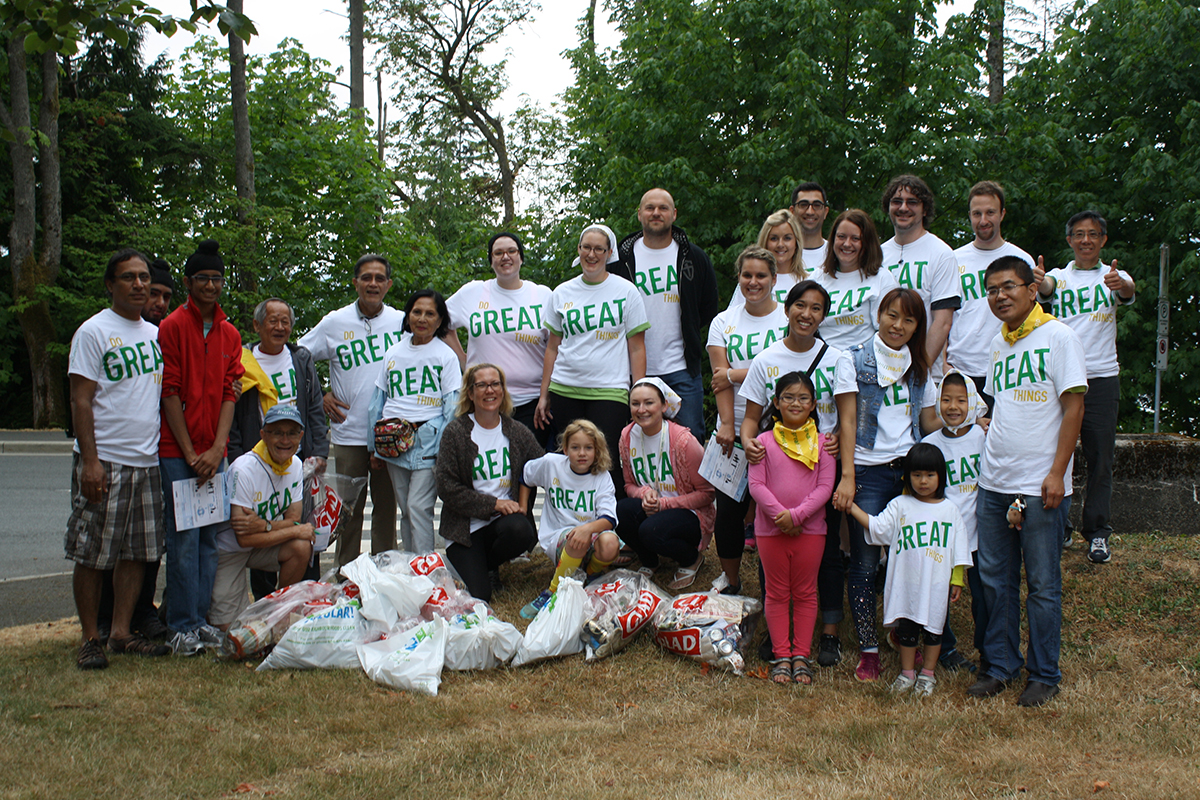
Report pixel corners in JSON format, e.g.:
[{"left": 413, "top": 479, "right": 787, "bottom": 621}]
[{"left": 67, "top": 176, "right": 1135, "bottom": 709}]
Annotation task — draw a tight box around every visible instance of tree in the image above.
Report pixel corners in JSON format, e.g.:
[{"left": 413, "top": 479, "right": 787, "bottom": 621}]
[{"left": 0, "top": 0, "right": 255, "bottom": 427}]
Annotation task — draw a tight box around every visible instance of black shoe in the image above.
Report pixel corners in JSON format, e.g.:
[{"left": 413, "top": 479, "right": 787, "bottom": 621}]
[
  {"left": 718, "top": 582, "right": 742, "bottom": 596},
  {"left": 758, "top": 634, "right": 774, "bottom": 663},
  {"left": 95, "top": 625, "right": 111, "bottom": 646},
  {"left": 1017, "top": 681, "right": 1060, "bottom": 707},
  {"left": 817, "top": 634, "right": 842, "bottom": 667},
  {"left": 967, "top": 675, "right": 1012, "bottom": 698},
  {"left": 938, "top": 649, "right": 977, "bottom": 673},
  {"left": 489, "top": 569, "right": 505, "bottom": 595},
  {"left": 132, "top": 613, "right": 171, "bottom": 640}
]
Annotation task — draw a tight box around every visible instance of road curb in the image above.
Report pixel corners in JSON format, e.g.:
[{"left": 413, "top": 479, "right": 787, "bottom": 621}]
[{"left": 0, "top": 441, "right": 75, "bottom": 454}]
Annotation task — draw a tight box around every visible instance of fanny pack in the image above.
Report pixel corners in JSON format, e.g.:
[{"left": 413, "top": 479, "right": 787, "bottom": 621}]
[{"left": 373, "top": 418, "right": 419, "bottom": 458}]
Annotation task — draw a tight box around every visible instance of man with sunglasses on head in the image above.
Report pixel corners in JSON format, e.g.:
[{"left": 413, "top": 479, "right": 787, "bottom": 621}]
[
  {"left": 299, "top": 254, "right": 406, "bottom": 565},
  {"left": 789, "top": 181, "right": 831, "bottom": 271},
  {"left": 158, "top": 239, "right": 244, "bottom": 656}
]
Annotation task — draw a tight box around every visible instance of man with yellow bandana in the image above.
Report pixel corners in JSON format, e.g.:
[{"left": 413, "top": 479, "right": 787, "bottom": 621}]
[
  {"left": 209, "top": 405, "right": 316, "bottom": 630},
  {"left": 967, "top": 255, "right": 1087, "bottom": 708}
]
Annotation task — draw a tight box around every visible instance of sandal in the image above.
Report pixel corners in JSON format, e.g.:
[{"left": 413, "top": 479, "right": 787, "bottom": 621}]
[
  {"left": 613, "top": 552, "right": 636, "bottom": 568},
  {"left": 792, "top": 656, "right": 814, "bottom": 685},
  {"left": 668, "top": 555, "right": 704, "bottom": 591},
  {"left": 76, "top": 638, "right": 108, "bottom": 670},
  {"left": 770, "top": 659, "right": 792, "bottom": 685},
  {"left": 108, "top": 633, "right": 171, "bottom": 657}
]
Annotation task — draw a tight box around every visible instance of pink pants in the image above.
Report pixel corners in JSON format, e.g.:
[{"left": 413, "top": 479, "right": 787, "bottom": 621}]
[{"left": 757, "top": 532, "right": 824, "bottom": 660}]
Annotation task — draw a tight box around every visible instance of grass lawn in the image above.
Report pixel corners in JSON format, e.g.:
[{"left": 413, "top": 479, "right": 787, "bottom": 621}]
[{"left": 3, "top": 532, "right": 1199, "bottom": 799}]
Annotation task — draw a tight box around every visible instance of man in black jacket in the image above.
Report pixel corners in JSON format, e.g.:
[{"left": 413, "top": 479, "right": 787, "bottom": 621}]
[{"left": 610, "top": 188, "right": 720, "bottom": 443}]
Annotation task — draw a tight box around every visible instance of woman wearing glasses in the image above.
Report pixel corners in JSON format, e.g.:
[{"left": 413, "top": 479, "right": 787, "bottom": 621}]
[
  {"left": 436, "top": 363, "right": 542, "bottom": 601},
  {"left": 536, "top": 224, "right": 650, "bottom": 496}
]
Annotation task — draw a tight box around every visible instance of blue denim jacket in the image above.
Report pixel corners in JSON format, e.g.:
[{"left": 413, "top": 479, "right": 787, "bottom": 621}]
[
  {"left": 367, "top": 387, "right": 459, "bottom": 470},
  {"left": 851, "top": 342, "right": 925, "bottom": 450}
]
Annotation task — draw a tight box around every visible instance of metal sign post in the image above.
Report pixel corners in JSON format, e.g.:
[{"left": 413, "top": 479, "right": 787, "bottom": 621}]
[{"left": 1154, "top": 243, "right": 1169, "bottom": 433}]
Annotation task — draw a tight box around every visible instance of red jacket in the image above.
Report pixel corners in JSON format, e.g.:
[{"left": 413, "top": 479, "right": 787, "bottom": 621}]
[{"left": 159, "top": 299, "right": 244, "bottom": 458}]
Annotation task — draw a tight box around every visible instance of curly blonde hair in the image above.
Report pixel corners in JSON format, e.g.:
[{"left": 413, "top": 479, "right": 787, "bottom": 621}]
[{"left": 557, "top": 419, "right": 612, "bottom": 474}]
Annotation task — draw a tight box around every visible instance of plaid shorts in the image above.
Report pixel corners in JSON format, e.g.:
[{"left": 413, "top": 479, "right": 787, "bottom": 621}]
[{"left": 64, "top": 453, "right": 164, "bottom": 569}]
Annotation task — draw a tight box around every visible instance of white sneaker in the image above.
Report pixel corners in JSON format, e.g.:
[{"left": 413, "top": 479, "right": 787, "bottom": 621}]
[
  {"left": 890, "top": 673, "right": 916, "bottom": 694},
  {"left": 169, "top": 630, "right": 203, "bottom": 657},
  {"left": 1088, "top": 537, "right": 1112, "bottom": 564},
  {"left": 197, "top": 624, "right": 225, "bottom": 648},
  {"left": 913, "top": 673, "right": 937, "bottom": 697}
]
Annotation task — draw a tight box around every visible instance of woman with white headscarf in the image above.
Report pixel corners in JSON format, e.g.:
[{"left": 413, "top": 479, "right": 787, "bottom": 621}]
[
  {"left": 537, "top": 223, "right": 650, "bottom": 495},
  {"left": 616, "top": 377, "right": 715, "bottom": 589}
]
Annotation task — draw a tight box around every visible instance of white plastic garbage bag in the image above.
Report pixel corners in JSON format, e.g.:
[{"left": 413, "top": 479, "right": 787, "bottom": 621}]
[
  {"left": 357, "top": 617, "right": 447, "bottom": 696},
  {"left": 511, "top": 576, "right": 589, "bottom": 667},
  {"left": 444, "top": 603, "right": 523, "bottom": 671},
  {"left": 340, "top": 552, "right": 435, "bottom": 626},
  {"left": 257, "top": 597, "right": 384, "bottom": 671}
]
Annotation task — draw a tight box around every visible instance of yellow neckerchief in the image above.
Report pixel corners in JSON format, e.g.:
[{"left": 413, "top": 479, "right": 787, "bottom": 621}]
[
  {"left": 1001, "top": 304, "right": 1055, "bottom": 345},
  {"left": 772, "top": 418, "right": 820, "bottom": 468},
  {"left": 252, "top": 439, "right": 293, "bottom": 476},
  {"left": 240, "top": 347, "right": 279, "bottom": 417}
]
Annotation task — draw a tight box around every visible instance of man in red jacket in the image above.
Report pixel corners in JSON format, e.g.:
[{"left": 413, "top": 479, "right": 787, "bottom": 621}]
[{"left": 158, "top": 240, "right": 244, "bottom": 656}]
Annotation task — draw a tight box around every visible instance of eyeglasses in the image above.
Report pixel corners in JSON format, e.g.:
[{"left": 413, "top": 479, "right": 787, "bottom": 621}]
[
  {"left": 356, "top": 273, "right": 390, "bottom": 283},
  {"left": 579, "top": 244, "right": 609, "bottom": 255},
  {"left": 985, "top": 281, "right": 1033, "bottom": 298},
  {"left": 491, "top": 248, "right": 520, "bottom": 259},
  {"left": 780, "top": 393, "right": 813, "bottom": 404},
  {"left": 191, "top": 274, "right": 224, "bottom": 286},
  {"left": 1069, "top": 230, "right": 1104, "bottom": 241},
  {"left": 889, "top": 197, "right": 921, "bottom": 208},
  {"left": 263, "top": 428, "right": 303, "bottom": 440},
  {"left": 792, "top": 200, "right": 827, "bottom": 211},
  {"left": 473, "top": 381, "right": 503, "bottom": 391},
  {"left": 114, "top": 272, "right": 151, "bottom": 284}
]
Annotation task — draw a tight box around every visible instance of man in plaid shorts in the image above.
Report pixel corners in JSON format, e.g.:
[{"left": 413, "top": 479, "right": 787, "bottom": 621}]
[{"left": 67, "top": 249, "right": 173, "bottom": 668}]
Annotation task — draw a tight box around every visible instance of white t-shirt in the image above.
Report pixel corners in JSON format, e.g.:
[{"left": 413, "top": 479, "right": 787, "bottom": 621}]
[
  {"left": 980, "top": 320, "right": 1088, "bottom": 496},
  {"left": 727, "top": 272, "right": 800, "bottom": 309},
  {"left": 252, "top": 346, "right": 297, "bottom": 407},
  {"left": 545, "top": 275, "right": 650, "bottom": 391},
  {"left": 881, "top": 231, "right": 961, "bottom": 321},
  {"left": 376, "top": 335, "right": 462, "bottom": 423},
  {"left": 921, "top": 426, "right": 986, "bottom": 552},
  {"left": 298, "top": 302, "right": 406, "bottom": 446},
  {"left": 1046, "top": 261, "right": 1134, "bottom": 379},
  {"left": 706, "top": 304, "right": 788, "bottom": 431},
  {"left": 467, "top": 414, "right": 511, "bottom": 534},
  {"left": 446, "top": 279, "right": 552, "bottom": 405},
  {"left": 631, "top": 239, "right": 686, "bottom": 375},
  {"left": 68, "top": 309, "right": 163, "bottom": 468},
  {"left": 523, "top": 453, "right": 618, "bottom": 558},
  {"left": 738, "top": 340, "right": 856, "bottom": 436},
  {"left": 866, "top": 495, "right": 972, "bottom": 633},
  {"left": 856, "top": 373, "right": 937, "bottom": 466},
  {"left": 801, "top": 241, "right": 829, "bottom": 273},
  {"left": 812, "top": 267, "right": 900, "bottom": 351},
  {"left": 218, "top": 450, "right": 304, "bottom": 553},
  {"left": 947, "top": 241, "right": 1035, "bottom": 377},
  {"left": 626, "top": 427, "right": 679, "bottom": 499}
]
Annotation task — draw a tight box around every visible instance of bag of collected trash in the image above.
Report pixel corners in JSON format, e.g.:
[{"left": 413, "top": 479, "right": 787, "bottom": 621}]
[
  {"left": 511, "top": 576, "right": 589, "bottom": 667},
  {"left": 368, "top": 550, "right": 479, "bottom": 620},
  {"left": 357, "top": 617, "right": 447, "bottom": 696},
  {"left": 653, "top": 591, "right": 763, "bottom": 675},
  {"left": 581, "top": 569, "right": 669, "bottom": 661},
  {"left": 256, "top": 596, "right": 385, "bottom": 671},
  {"left": 443, "top": 603, "right": 523, "bottom": 671},
  {"left": 340, "top": 552, "right": 435, "bottom": 628},
  {"left": 219, "top": 579, "right": 339, "bottom": 660},
  {"left": 303, "top": 463, "right": 366, "bottom": 554}
]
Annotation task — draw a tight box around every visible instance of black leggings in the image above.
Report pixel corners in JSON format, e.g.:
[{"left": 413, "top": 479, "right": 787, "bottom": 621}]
[
  {"left": 714, "top": 490, "right": 751, "bottom": 560},
  {"left": 445, "top": 515, "right": 538, "bottom": 602},
  {"left": 817, "top": 499, "right": 845, "bottom": 625},
  {"left": 895, "top": 617, "right": 943, "bottom": 648},
  {"left": 549, "top": 391, "right": 630, "bottom": 500},
  {"left": 615, "top": 497, "right": 701, "bottom": 568}
]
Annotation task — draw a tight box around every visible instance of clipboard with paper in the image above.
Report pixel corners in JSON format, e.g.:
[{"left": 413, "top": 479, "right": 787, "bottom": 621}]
[{"left": 698, "top": 433, "right": 749, "bottom": 501}]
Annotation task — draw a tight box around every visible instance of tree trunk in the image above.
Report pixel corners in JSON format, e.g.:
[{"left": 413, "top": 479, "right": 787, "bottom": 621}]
[
  {"left": 228, "top": 0, "right": 257, "bottom": 312},
  {"left": 350, "top": 0, "right": 365, "bottom": 111},
  {"left": 986, "top": 0, "right": 1005, "bottom": 103},
  {"left": 586, "top": 0, "right": 597, "bottom": 45}
]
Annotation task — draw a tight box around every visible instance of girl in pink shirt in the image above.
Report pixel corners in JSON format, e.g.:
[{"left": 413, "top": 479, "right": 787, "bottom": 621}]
[{"left": 748, "top": 371, "right": 836, "bottom": 685}]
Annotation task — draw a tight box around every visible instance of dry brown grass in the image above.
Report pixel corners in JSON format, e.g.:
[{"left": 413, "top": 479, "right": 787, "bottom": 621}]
[{"left": 3, "top": 533, "right": 1199, "bottom": 800}]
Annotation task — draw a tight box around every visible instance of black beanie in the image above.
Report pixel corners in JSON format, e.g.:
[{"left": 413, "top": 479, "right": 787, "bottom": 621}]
[
  {"left": 487, "top": 231, "right": 525, "bottom": 263},
  {"left": 149, "top": 259, "right": 175, "bottom": 291},
  {"left": 184, "top": 239, "right": 224, "bottom": 277}
]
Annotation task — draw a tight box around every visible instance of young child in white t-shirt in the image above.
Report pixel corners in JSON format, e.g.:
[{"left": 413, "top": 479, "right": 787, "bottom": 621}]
[
  {"left": 848, "top": 442, "right": 973, "bottom": 697},
  {"left": 520, "top": 420, "right": 618, "bottom": 618}
]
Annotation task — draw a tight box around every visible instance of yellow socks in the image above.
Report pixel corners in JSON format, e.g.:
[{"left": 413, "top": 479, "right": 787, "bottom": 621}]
[
  {"left": 586, "top": 554, "right": 613, "bottom": 576},
  {"left": 549, "top": 552, "right": 583, "bottom": 592}
]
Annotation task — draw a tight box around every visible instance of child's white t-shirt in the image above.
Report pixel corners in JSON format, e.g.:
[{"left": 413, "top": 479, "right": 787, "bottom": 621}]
[
  {"left": 812, "top": 267, "right": 900, "bottom": 352},
  {"left": 980, "top": 320, "right": 1088, "bottom": 496},
  {"left": 706, "top": 304, "right": 788, "bottom": 431},
  {"left": 298, "top": 302, "right": 406, "bottom": 446},
  {"left": 375, "top": 335, "right": 462, "bottom": 423},
  {"left": 867, "top": 494, "right": 972, "bottom": 634},
  {"left": 218, "top": 450, "right": 304, "bottom": 553},
  {"left": 523, "top": 453, "right": 617, "bottom": 558},
  {"left": 544, "top": 275, "right": 650, "bottom": 392},
  {"left": 251, "top": 346, "right": 297, "bottom": 407},
  {"left": 467, "top": 415, "right": 511, "bottom": 534},
  {"left": 855, "top": 373, "right": 937, "bottom": 466},
  {"left": 69, "top": 309, "right": 163, "bottom": 468},
  {"left": 921, "top": 426, "right": 986, "bottom": 552},
  {"left": 947, "top": 241, "right": 1035, "bottom": 378},
  {"left": 445, "top": 279, "right": 552, "bottom": 405},
  {"left": 631, "top": 239, "right": 686, "bottom": 375},
  {"left": 738, "top": 340, "right": 856, "bottom": 436},
  {"left": 1045, "top": 261, "right": 1134, "bottom": 379}
]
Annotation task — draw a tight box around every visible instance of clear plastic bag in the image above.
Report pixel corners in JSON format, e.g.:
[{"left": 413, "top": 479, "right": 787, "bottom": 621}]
[
  {"left": 581, "top": 569, "right": 670, "bottom": 661},
  {"left": 653, "top": 591, "right": 763, "bottom": 675},
  {"left": 444, "top": 602, "right": 523, "bottom": 671},
  {"left": 339, "top": 552, "right": 435, "bottom": 628},
  {"left": 511, "top": 576, "right": 589, "bottom": 667},
  {"left": 358, "top": 617, "right": 447, "bottom": 696},
  {"left": 304, "top": 463, "right": 367, "bottom": 553},
  {"left": 219, "top": 579, "right": 339, "bottom": 660},
  {"left": 256, "top": 596, "right": 387, "bottom": 671},
  {"left": 368, "top": 549, "right": 482, "bottom": 621}
]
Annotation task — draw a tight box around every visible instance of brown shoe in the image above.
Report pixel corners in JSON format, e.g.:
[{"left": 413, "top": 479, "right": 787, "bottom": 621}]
[
  {"left": 77, "top": 638, "right": 109, "bottom": 670},
  {"left": 108, "top": 633, "right": 171, "bottom": 657}
]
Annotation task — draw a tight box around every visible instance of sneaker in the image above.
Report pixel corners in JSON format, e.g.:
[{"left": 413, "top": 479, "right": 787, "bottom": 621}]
[
  {"left": 855, "top": 651, "right": 881, "bottom": 682},
  {"left": 1063, "top": 530, "right": 1074, "bottom": 549},
  {"left": 938, "top": 649, "right": 977, "bottom": 673},
  {"left": 169, "top": 630, "right": 204, "bottom": 657},
  {"left": 132, "top": 613, "right": 171, "bottom": 640},
  {"left": 1088, "top": 537, "right": 1112, "bottom": 564},
  {"left": 520, "top": 589, "right": 553, "bottom": 620},
  {"left": 743, "top": 523, "right": 756, "bottom": 552},
  {"left": 108, "top": 633, "right": 171, "bottom": 657},
  {"left": 817, "top": 634, "right": 842, "bottom": 667},
  {"left": 76, "top": 638, "right": 109, "bottom": 670},
  {"left": 889, "top": 673, "right": 916, "bottom": 693},
  {"left": 913, "top": 673, "right": 937, "bottom": 697},
  {"left": 197, "top": 624, "right": 224, "bottom": 648}
]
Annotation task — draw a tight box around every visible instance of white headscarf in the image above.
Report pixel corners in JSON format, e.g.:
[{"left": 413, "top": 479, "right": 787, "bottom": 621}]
[
  {"left": 935, "top": 368, "right": 989, "bottom": 433},
  {"left": 572, "top": 223, "right": 620, "bottom": 267},
  {"left": 632, "top": 377, "right": 681, "bottom": 419}
]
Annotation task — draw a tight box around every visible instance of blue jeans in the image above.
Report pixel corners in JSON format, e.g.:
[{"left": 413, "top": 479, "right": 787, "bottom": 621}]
[
  {"left": 653, "top": 368, "right": 706, "bottom": 445},
  {"left": 160, "top": 456, "right": 224, "bottom": 633},
  {"left": 846, "top": 460, "right": 905, "bottom": 651},
  {"left": 939, "top": 549, "right": 987, "bottom": 667},
  {"left": 976, "top": 488, "right": 1070, "bottom": 686}
]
